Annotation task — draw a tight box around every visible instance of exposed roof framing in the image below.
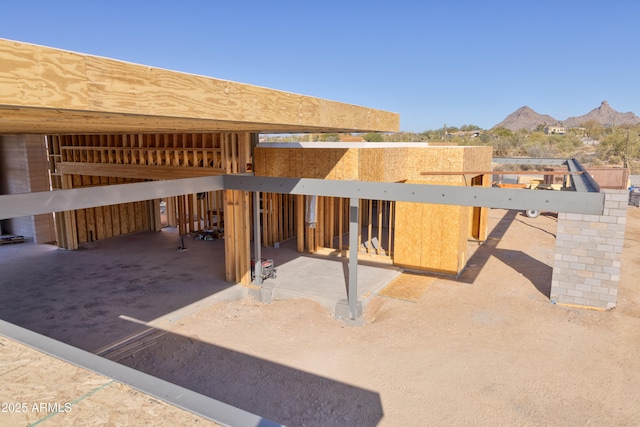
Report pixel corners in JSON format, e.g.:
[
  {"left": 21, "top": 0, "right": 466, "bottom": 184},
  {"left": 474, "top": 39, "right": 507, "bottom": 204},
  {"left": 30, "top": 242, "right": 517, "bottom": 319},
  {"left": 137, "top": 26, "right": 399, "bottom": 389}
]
[{"left": 0, "top": 39, "right": 399, "bottom": 135}]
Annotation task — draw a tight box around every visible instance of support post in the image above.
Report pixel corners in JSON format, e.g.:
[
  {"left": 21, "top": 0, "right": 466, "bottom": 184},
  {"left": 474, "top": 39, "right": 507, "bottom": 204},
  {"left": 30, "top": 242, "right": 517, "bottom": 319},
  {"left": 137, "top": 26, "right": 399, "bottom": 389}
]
[
  {"left": 253, "top": 191, "right": 262, "bottom": 286},
  {"left": 348, "top": 197, "right": 360, "bottom": 320},
  {"left": 335, "top": 197, "right": 363, "bottom": 321}
]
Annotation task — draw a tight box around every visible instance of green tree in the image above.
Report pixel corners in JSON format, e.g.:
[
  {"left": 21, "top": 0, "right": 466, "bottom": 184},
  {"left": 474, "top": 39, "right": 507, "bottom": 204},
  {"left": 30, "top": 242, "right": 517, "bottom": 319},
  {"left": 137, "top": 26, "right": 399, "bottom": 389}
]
[
  {"left": 582, "top": 120, "right": 604, "bottom": 140},
  {"left": 317, "top": 133, "right": 339, "bottom": 142},
  {"left": 553, "top": 133, "right": 583, "bottom": 156},
  {"left": 363, "top": 133, "right": 384, "bottom": 142},
  {"left": 597, "top": 128, "right": 640, "bottom": 166},
  {"left": 491, "top": 127, "right": 513, "bottom": 138},
  {"left": 527, "top": 131, "right": 547, "bottom": 144}
]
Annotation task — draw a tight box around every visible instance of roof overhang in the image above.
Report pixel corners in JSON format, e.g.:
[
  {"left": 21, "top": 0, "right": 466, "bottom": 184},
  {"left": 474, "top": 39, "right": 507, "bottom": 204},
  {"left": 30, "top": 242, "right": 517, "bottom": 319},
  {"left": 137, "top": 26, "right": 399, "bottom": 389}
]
[{"left": 0, "top": 39, "right": 399, "bottom": 135}]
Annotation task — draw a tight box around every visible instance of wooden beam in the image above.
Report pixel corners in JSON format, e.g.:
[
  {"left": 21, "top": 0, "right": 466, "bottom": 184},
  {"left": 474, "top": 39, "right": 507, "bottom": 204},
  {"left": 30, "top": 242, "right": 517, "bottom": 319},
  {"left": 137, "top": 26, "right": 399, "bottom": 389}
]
[
  {"left": 60, "top": 174, "right": 78, "bottom": 250},
  {"left": 0, "top": 39, "right": 399, "bottom": 135},
  {"left": 296, "top": 194, "right": 304, "bottom": 252},
  {"left": 58, "top": 162, "right": 224, "bottom": 179}
]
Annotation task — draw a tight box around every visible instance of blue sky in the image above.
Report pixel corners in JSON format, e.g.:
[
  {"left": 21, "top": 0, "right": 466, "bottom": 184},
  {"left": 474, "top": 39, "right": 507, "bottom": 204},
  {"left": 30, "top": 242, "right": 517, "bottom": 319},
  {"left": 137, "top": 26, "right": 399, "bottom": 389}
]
[{"left": 3, "top": 1, "right": 639, "bottom": 132}]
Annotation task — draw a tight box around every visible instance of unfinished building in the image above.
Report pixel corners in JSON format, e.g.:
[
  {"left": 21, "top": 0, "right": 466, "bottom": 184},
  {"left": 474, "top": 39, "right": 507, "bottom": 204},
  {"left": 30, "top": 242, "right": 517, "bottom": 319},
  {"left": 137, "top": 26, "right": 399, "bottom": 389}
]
[
  {"left": 0, "top": 38, "right": 631, "bottom": 426},
  {"left": 0, "top": 38, "right": 628, "bottom": 314}
]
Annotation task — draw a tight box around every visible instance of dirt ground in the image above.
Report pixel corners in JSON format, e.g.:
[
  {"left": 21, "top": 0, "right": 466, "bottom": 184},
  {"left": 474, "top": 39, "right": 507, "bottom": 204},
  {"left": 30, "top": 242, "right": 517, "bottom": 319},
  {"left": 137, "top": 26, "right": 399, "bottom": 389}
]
[{"left": 111, "top": 207, "right": 640, "bottom": 426}]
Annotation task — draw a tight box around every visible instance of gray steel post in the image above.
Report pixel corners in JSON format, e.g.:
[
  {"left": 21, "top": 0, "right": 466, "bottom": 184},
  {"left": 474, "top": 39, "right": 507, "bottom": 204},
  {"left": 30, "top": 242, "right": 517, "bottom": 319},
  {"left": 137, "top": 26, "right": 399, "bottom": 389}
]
[
  {"left": 349, "top": 197, "right": 359, "bottom": 320},
  {"left": 253, "top": 191, "right": 262, "bottom": 286}
]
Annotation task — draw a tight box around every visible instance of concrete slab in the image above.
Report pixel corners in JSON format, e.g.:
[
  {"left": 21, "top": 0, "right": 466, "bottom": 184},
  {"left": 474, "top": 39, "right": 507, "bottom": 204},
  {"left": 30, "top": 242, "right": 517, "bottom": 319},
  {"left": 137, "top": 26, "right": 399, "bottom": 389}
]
[
  {"left": 0, "top": 227, "right": 400, "bottom": 354},
  {"left": 255, "top": 239, "right": 402, "bottom": 312},
  {"left": 0, "top": 228, "right": 244, "bottom": 353}
]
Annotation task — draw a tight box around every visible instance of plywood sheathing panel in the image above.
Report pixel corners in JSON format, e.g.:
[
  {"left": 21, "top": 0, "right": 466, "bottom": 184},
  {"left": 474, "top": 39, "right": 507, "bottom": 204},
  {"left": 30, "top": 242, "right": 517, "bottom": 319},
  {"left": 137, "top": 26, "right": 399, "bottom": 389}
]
[
  {"left": 0, "top": 39, "right": 399, "bottom": 135},
  {"left": 254, "top": 147, "right": 359, "bottom": 180},
  {"left": 254, "top": 145, "right": 492, "bottom": 273},
  {"left": 394, "top": 181, "right": 468, "bottom": 275},
  {"left": 255, "top": 146, "right": 492, "bottom": 182}
]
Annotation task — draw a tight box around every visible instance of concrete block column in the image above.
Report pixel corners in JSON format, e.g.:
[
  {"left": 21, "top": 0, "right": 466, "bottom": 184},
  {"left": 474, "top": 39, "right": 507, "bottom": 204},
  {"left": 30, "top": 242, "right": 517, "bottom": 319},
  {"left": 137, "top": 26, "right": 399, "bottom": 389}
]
[
  {"left": 550, "top": 190, "right": 628, "bottom": 309},
  {"left": 0, "top": 135, "right": 55, "bottom": 243}
]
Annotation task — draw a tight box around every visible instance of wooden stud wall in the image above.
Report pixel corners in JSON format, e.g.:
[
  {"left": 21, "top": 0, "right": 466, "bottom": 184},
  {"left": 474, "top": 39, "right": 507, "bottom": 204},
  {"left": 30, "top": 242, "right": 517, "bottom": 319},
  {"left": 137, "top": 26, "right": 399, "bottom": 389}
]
[
  {"left": 254, "top": 145, "right": 492, "bottom": 274},
  {"left": 164, "top": 190, "right": 225, "bottom": 236},
  {"left": 260, "top": 193, "right": 296, "bottom": 247},
  {"left": 357, "top": 199, "right": 395, "bottom": 257},
  {"left": 469, "top": 174, "right": 490, "bottom": 241},
  {"left": 48, "top": 132, "right": 246, "bottom": 256},
  {"left": 57, "top": 133, "right": 224, "bottom": 170},
  {"left": 292, "top": 195, "right": 394, "bottom": 258}
]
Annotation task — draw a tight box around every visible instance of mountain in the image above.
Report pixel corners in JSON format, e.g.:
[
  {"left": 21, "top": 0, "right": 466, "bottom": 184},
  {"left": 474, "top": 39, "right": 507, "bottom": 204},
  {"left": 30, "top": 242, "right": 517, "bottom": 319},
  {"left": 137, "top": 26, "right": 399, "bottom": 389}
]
[
  {"left": 493, "top": 106, "right": 557, "bottom": 131},
  {"left": 494, "top": 101, "right": 640, "bottom": 131},
  {"left": 563, "top": 100, "right": 640, "bottom": 128}
]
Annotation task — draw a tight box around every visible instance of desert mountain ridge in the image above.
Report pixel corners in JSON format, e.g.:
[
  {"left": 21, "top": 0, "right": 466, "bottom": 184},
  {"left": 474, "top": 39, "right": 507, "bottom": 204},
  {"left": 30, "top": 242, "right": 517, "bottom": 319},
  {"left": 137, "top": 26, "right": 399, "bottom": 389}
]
[{"left": 494, "top": 101, "right": 640, "bottom": 131}]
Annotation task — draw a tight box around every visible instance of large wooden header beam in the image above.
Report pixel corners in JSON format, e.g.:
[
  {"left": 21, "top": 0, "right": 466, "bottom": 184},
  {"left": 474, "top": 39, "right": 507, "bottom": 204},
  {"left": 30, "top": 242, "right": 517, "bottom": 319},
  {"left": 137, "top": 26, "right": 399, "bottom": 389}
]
[{"left": 0, "top": 39, "right": 399, "bottom": 135}]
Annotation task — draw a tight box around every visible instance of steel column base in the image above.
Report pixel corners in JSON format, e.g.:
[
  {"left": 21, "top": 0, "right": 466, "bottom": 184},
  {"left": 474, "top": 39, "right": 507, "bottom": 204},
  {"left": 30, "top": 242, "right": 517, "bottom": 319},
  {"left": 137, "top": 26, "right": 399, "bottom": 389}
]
[
  {"left": 248, "top": 283, "right": 274, "bottom": 303},
  {"left": 335, "top": 298, "right": 364, "bottom": 324}
]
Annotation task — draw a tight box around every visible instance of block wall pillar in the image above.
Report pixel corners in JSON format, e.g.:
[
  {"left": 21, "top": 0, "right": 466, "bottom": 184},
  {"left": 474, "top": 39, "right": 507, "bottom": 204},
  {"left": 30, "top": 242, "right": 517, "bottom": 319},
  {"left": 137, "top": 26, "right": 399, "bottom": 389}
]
[
  {"left": 0, "top": 135, "right": 56, "bottom": 243},
  {"left": 550, "top": 190, "right": 628, "bottom": 309}
]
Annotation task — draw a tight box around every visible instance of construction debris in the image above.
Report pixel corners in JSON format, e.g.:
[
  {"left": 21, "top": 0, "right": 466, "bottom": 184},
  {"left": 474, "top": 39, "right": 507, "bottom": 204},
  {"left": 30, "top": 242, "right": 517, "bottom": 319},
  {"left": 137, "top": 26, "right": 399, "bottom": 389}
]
[
  {"left": 0, "top": 234, "right": 24, "bottom": 245},
  {"left": 192, "top": 228, "right": 224, "bottom": 241}
]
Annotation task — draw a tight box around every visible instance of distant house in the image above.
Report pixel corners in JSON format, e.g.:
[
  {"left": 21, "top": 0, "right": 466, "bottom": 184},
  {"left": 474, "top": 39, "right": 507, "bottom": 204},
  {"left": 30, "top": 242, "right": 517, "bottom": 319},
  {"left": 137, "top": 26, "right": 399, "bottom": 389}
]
[{"left": 544, "top": 125, "right": 566, "bottom": 135}]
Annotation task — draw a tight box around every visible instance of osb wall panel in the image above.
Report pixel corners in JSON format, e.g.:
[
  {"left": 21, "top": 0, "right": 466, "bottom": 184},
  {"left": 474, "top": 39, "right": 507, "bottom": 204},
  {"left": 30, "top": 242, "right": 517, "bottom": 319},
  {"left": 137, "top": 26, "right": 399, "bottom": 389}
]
[
  {"left": 463, "top": 146, "right": 493, "bottom": 174},
  {"left": 256, "top": 146, "right": 491, "bottom": 183},
  {"left": 394, "top": 181, "right": 469, "bottom": 275},
  {"left": 254, "top": 147, "right": 358, "bottom": 180}
]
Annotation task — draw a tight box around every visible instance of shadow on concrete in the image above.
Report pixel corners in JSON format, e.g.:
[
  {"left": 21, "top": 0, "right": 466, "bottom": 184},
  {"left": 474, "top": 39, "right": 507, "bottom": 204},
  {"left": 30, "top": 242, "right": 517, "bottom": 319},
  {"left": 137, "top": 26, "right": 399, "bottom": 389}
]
[
  {"left": 116, "top": 329, "right": 384, "bottom": 427},
  {"left": 459, "top": 210, "right": 553, "bottom": 298},
  {"left": 256, "top": 235, "right": 401, "bottom": 312},
  {"left": 0, "top": 228, "right": 238, "bottom": 353}
]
